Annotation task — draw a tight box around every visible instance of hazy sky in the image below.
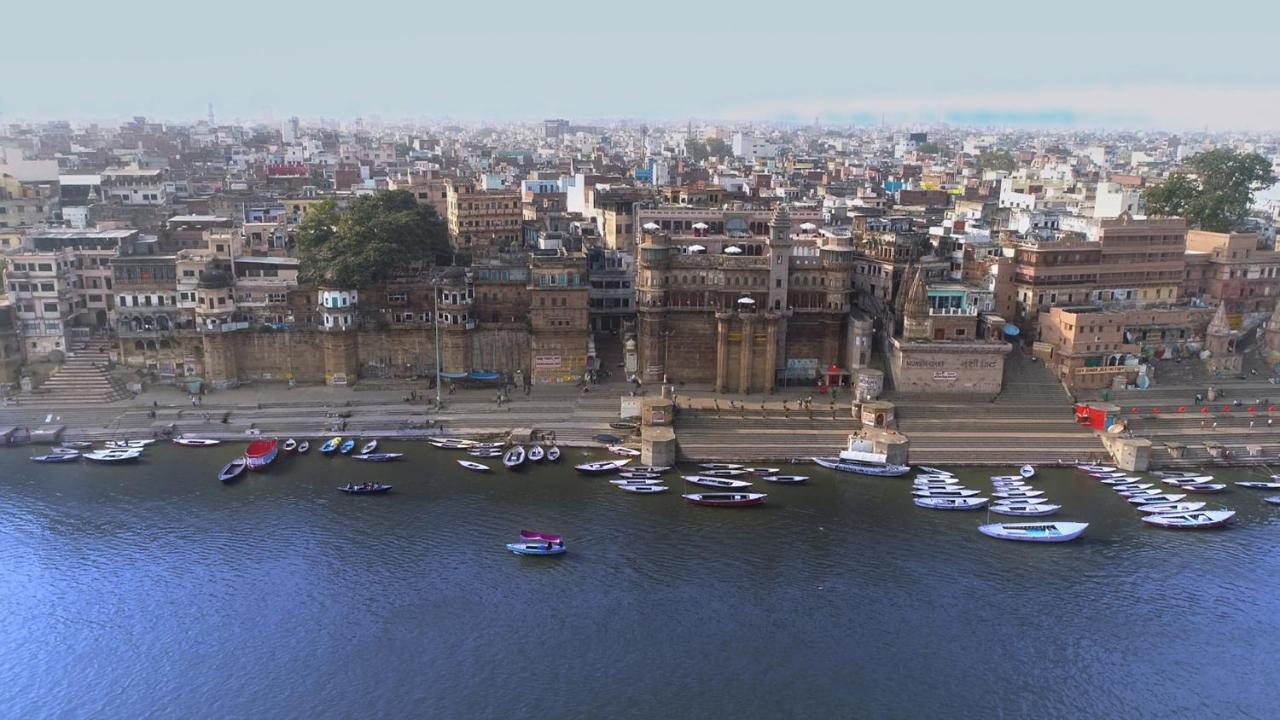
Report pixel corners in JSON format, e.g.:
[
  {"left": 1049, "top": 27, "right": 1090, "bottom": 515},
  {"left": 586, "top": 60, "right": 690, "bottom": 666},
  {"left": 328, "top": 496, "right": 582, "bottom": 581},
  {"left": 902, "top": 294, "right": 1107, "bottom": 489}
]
[{"left": 4, "top": 0, "right": 1278, "bottom": 129}]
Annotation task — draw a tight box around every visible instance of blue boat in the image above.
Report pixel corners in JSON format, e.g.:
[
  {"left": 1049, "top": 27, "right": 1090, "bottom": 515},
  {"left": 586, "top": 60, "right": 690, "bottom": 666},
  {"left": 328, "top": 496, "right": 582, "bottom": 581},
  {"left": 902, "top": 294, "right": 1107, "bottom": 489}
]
[
  {"left": 320, "top": 437, "right": 342, "bottom": 454},
  {"left": 339, "top": 439, "right": 356, "bottom": 455},
  {"left": 32, "top": 453, "right": 80, "bottom": 463}
]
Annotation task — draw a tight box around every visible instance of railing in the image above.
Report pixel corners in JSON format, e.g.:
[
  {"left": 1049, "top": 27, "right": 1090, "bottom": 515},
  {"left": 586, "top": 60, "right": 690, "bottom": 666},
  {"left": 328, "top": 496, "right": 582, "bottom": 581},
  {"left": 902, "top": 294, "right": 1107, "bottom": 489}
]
[{"left": 929, "top": 306, "right": 979, "bottom": 316}]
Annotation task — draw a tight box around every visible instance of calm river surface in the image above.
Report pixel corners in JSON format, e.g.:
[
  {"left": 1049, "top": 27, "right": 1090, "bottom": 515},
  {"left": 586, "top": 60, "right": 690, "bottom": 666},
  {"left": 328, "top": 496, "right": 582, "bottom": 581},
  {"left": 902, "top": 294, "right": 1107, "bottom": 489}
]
[{"left": 2, "top": 444, "right": 1278, "bottom": 719}]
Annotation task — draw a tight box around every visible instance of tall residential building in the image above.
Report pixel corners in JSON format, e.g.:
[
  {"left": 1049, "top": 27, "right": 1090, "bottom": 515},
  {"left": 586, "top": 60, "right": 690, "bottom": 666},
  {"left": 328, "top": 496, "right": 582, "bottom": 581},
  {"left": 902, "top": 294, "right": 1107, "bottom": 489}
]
[{"left": 446, "top": 180, "right": 523, "bottom": 258}]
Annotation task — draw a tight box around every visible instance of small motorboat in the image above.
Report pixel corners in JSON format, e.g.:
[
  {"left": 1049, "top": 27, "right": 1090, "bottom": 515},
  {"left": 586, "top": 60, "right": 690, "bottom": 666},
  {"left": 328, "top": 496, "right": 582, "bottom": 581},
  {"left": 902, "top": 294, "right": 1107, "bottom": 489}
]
[
  {"left": 32, "top": 453, "right": 80, "bottom": 463},
  {"left": 911, "top": 488, "right": 981, "bottom": 498},
  {"left": 989, "top": 503, "right": 1062, "bottom": 517},
  {"left": 1100, "top": 476, "right": 1144, "bottom": 485},
  {"left": 320, "top": 437, "right": 343, "bottom": 454},
  {"left": 507, "top": 541, "right": 566, "bottom": 556},
  {"left": 610, "top": 478, "right": 664, "bottom": 486},
  {"left": 1136, "top": 501, "right": 1207, "bottom": 514},
  {"left": 744, "top": 467, "right": 781, "bottom": 475},
  {"left": 59, "top": 441, "right": 93, "bottom": 449},
  {"left": 283, "top": 438, "right": 297, "bottom": 453},
  {"left": 618, "top": 484, "right": 669, "bottom": 494},
  {"left": 1020, "top": 464, "right": 1036, "bottom": 478},
  {"left": 607, "top": 446, "right": 642, "bottom": 457},
  {"left": 546, "top": 446, "right": 561, "bottom": 462},
  {"left": 978, "top": 521, "right": 1088, "bottom": 543},
  {"left": 297, "top": 441, "right": 310, "bottom": 454},
  {"left": 574, "top": 459, "right": 632, "bottom": 474},
  {"left": 914, "top": 496, "right": 988, "bottom": 510},
  {"left": 83, "top": 449, "right": 143, "bottom": 463},
  {"left": 457, "top": 459, "right": 491, "bottom": 472},
  {"left": 993, "top": 490, "right": 1045, "bottom": 499},
  {"left": 1141, "top": 510, "right": 1234, "bottom": 529},
  {"left": 1236, "top": 481, "right": 1280, "bottom": 489},
  {"left": 1118, "top": 489, "right": 1162, "bottom": 498},
  {"left": 917, "top": 466, "right": 953, "bottom": 476},
  {"left": 173, "top": 437, "right": 221, "bottom": 447},
  {"left": 219, "top": 457, "right": 247, "bottom": 483},
  {"left": 627, "top": 466, "right": 670, "bottom": 474},
  {"left": 503, "top": 445, "right": 527, "bottom": 469},
  {"left": 1180, "top": 483, "right": 1227, "bottom": 494},
  {"left": 617, "top": 471, "right": 662, "bottom": 480},
  {"left": 360, "top": 440, "right": 378, "bottom": 455},
  {"left": 339, "top": 439, "right": 356, "bottom": 455},
  {"left": 1111, "top": 483, "right": 1154, "bottom": 492},
  {"left": 1076, "top": 465, "right": 1115, "bottom": 473},
  {"left": 351, "top": 452, "right": 404, "bottom": 462},
  {"left": 338, "top": 483, "right": 393, "bottom": 494},
  {"left": 1129, "top": 493, "right": 1188, "bottom": 505},
  {"left": 700, "top": 463, "right": 744, "bottom": 470},
  {"left": 700, "top": 469, "right": 749, "bottom": 477},
  {"left": 105, "top": 439, "right": 155, "bottom": 449},
  {"left": 682, "top": 492, "right": 766, "bottom": 507},
  {"left": 1264, "top": 496, "right": 1280, "bottom": 505},
  {"left": 683, "top": 475, "right": 753, "bottom": 489},
  {"left": 527, "top": 445, "right": 545, "bottom": 462},
  {"left": 762, "top": 475, "right": 808, "bottom": 484}
]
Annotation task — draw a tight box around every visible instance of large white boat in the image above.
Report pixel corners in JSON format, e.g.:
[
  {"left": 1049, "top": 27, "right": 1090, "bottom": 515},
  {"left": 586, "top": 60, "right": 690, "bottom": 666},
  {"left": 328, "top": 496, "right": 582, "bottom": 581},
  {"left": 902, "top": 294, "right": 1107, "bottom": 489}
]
[{"left": 813, "top": 435, "right": 910, "bottom": 477}]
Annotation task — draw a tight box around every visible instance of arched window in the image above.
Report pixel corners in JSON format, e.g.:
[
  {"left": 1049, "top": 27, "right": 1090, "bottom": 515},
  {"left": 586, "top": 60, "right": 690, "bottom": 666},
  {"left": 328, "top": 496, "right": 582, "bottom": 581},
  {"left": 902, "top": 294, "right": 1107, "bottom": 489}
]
[{"left": 134, "top": 340, "right": 145, "bottom": 350}]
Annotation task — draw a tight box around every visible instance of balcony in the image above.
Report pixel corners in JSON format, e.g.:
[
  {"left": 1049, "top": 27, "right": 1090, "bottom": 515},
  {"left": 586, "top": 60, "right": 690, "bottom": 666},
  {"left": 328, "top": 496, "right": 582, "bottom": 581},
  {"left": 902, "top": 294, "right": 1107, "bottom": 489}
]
[{"left": 930, "top": 305, "right": 979, "bottom": 316}]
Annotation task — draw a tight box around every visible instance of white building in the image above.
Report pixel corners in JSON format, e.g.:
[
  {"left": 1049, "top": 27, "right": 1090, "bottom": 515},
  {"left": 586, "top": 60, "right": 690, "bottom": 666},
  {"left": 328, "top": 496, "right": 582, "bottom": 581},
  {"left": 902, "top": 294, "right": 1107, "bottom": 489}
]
[{"left": 1093, "top": 182, "right": 1145, "bottom": 219}]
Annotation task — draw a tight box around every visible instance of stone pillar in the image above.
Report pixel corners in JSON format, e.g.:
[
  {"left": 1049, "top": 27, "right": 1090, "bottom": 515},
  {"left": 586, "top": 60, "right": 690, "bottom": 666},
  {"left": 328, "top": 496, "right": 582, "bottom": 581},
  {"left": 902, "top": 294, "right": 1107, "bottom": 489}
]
[
  {"left": 764, "top": 314, "right": 779, "bottom": 393},
  {"left": 738, "top": 313, "right": 755, "bottom": 394},
  {"left": 715, "top": 313, "right": 730, "bottom": 393},
  {"left": 323, "top": 332, "right": 359, "bottom": 386}
]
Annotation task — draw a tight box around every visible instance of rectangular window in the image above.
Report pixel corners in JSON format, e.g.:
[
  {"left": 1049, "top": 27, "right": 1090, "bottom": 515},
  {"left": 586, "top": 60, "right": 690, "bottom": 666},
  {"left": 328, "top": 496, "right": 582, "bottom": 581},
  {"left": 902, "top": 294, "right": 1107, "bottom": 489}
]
[{"left": 43, "top": 302, "right": 59, "bottom": 312}]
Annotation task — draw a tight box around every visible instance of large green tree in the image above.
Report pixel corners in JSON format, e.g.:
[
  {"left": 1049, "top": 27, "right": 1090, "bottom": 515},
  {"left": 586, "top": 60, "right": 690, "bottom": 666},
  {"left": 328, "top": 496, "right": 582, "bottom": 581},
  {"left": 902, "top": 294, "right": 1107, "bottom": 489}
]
[
  {"left": 976, "top": 149, "right": 1017, "bottom": 173},
  {"left": 296, "top": 190, "right": 451, "bottom": 287},
  {"left": 1144, "top": 148, "right": 1276, "bottom": 232}
]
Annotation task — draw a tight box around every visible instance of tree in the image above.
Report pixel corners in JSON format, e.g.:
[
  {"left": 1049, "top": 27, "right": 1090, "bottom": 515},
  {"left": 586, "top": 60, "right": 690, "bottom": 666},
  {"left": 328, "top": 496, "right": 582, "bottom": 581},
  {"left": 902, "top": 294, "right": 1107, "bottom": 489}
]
[
  {"left": 296, "top": 190, "right": 452, "bottom": 288},
  {"left": 685, "top": 138, "right": 709, "bottom": 162},
  {"left": 976, "top": 150, "right": 1017, "bottom": 173},
  {"left": 706, "top": 137, "right": 731, "bottom": 158},
  {"left": 1144, "top": 149, "right": 1276, "bottom": 232}
]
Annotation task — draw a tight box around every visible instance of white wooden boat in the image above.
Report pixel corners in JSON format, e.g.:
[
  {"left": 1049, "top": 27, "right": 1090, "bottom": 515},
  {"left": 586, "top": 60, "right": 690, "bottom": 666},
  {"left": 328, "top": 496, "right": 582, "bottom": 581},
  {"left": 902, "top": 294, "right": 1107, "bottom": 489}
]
[
  {"left": 762, "top": 475, "right": 809, "bottom": 484},
  {"left": 744, "top": 467, "right": 781, "bottom": 475},
  {"left": 992, "top": 497, "right": 1051, "bottom": 506},
  {"left": 1090, "top": 472, "right": 1128, "bottom": 479},
  {"left": 993, "top": 490, "right": 1045, "bottom": 499},
  {"left": 468, "top": 449, "right": 503, "bottom": 458},
  {"left": 699, "top": 463, "right": 744, "bottom": 470},
  {"left": 913, "top": 496, "right": 988, "bottom": 510},
  {"left": 992, "top": 481, "right": 1029, "bottom": 489},
  {"left": 105, "top": 439, "right": 155, "bottom": 449},
  {"left": 812, "top": 457, "right": 911, "bottom": 477},
  {"left": 683, "top": 475, "right": 753, "bottom": 489},
  {"left": 700, "top": 469, "right": 749, "bottom": 477},
  {"left": 911, "top": 488, "right": 980, "bottom": 498},
  {"left": 990, "top": 475, "right": 1027, "bottom": 482},
  {"left": 682, "top": 492, "right": 766, "bottom": 507},
  {"left": 1181, "top": 483, "right": 1227, "bottom": 494},
  {"left": 1236, "top": 481, "right": 1280, "bottom": 489},
  {"left": 618, "top": 484, "right": 668, "bottom": 494},
  {"left": 607, "top": 446, "right": 641, "bottom": 457},
  {"left": 1153, "top": 471, "right": 1203, "bottom": 478},
  {"left": 51, "top": 446, "right": 81, "bottom": 454},
  {"left": 503, "top": 445, "right": 527, "bottom": 469},
  {"left": 84, "top": 449, "right": 143, "bottom": 463},
  {"left": 351, "top": 452, "right": 403, "bottom": 462},
  {"left": 1141, "top": 510, "right": 1234, "bottom": 529},
  {"left": 1264, "top": 496, "right": 1280, "bottom": 505},
  {"left": 1076, "top": 465, "right": 1115, "bottom": 473},
  {"left": 915, "top": 473, "right": 958, "bottom": 482},
  {"left": 527, "top": 445, "right": 545, "bottom": 462},
  {"left": 989, "top": 503, "right": 1061, "bottom": 517},
  {"left": 1161, "top": 476, "right": 1215, "bottom": 487},
  {"left": 575, "top": 459, "right": 632, "bottom": 475},
  {"left": 457, "top": 459, "right": 490, "bottom": 472},
  {"left": 546, "top": 446, "right": 561, "bottom": 462},
  {"left": 617, "top": 471, "right": 662, "bottom": 480},
  {"left": 1135, "top": 501, "right": 1206, "bottom": 514},
  {"left": 1111, "top": 483, "right": 1153, "bottom": 492},
  {"left": 173, "top": 437, "right": 221, "bottom": 447},
  {"left": 978, "top": 521, "right": 1088, "bottom": 542},
  {"left": 627, "top": 465, "right": 669, "bottom": 474},
  {"left": 282, "top": 438, "right": 297, "bottom": 453},
  {"left": 360, "top": 440, "right": 378, "bottom": 455},
  {"left": 1100, "top": 476, "right": 1144, "bottom": 485},
  {"left": 913, "top": 483, "right": 964, "bottom": 491},
  {"left": 1128, "top": 493, "right": 1187, "bottom": 505},
  {"left": 1118, "top": 489, "right": 1161, "bottom": 498},
  {"left": 917, "top": 466, "right": 953, "bottom": 476},
  {"left": 297, "top": 441, "right": 310, "bottom": 454},
  {"left": 609, "top": 478, "right": 664, "bottom": 486},
  {"left": 1020, "top": 464, "right": 1036, "bottom": 478}
]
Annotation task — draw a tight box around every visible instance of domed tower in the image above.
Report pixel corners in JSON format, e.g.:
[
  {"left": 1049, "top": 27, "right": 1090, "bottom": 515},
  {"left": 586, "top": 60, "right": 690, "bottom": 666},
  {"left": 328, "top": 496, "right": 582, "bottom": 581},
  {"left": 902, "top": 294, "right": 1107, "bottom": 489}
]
[
  {"left": 901, "top": 266, "right": 932, "bottom": 341},
  {"left": 1204, "top": 302, "right": 1241, "bottom": 375}
]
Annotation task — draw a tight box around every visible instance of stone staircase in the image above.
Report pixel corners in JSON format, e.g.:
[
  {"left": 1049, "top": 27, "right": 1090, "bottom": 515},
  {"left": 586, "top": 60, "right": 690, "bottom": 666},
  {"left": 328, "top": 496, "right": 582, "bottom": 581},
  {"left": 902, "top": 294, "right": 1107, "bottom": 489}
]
[
  {"left": 673, "top": 411, "right": 857, "bottom": 462},
  {"left": 12, "top": 349, "right": 132, "bottom": 406}
]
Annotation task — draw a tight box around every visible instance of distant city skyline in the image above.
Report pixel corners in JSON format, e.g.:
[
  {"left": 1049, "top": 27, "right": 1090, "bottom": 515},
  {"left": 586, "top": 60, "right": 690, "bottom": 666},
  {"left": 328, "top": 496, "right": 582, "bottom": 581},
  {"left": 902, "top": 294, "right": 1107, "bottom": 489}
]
[{"left": 3, "top": 0, "right": 1278, "bottom": 130}]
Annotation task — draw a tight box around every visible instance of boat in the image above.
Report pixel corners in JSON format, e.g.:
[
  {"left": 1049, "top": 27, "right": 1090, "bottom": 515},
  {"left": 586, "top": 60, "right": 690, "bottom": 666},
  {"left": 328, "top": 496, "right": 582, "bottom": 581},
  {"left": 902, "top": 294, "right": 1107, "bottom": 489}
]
[
  {"left": 1136, "top": 502, "right": 1207, "bottom": 514},
  {"left": 812, "top": 435, "right": 911, "bottom": 476},
  {"left": 989, "top": 503, "right": 1061, "bottom": 517},
  {"left": 467, "top": 449, "right": 503, "bottom": 458},
  {"left": 1111, "top": 483, "right": 1154, "bottom": 492},
  {"left": 683, "top": 475, "right": 753, "bottom": 489},
  {"left": 1236, "top": 481, "right": 1280, "bottom": 489},
  {"left": 762, "top": 475, "right": 808, "bottom": 484},
  {"left": 527, "top": 445, "right": 545, "bottom": 462},
  {"left": 913, "top": 496, "right": 988, "bottom": 511},
  {"left": 1180, "top": 483, "right": 1227, "bottom": 494},
  {"left": 338, "top": 439, "right": 356, "bottom": 455},
  {"left": 503, "top": 445, "right": 527, "bottom": 469},
  {"left": 173, "top": 437, "right": 221, "bottom": 447},
  {"left": 682, "top": 492, "right": 767, "bottom": 507},
  {"left": 1141, "top": 510, "right": 1234, "bottom": 529},
  {"left": 59, "top": 441, "right": 93, "bottom": 449},
  {"left": 360, "top": 440, "right": 378, "bottom": 454},
  {"left": 593, "top": 433, "right": 623, "bottom": 444},
  {"left": 1264, "top": 496, "right": 1280, "bottom": 505},
  {"left": 992, "top": 490, "right": 1045, "bottom": 499},
  {"left": 320, "top": 437, "right": 342, "bottom": 454},
  {"left": 607, "top": 446, "right": 641, "bottom": 457},
  {"left": 618, "top": 484, "right": 669, "bottom": 494},
  {"left": 990, "top": 475, "right": 1028, "bottom": 483},
  {"left": 911, "top": 488, "right": 981, "bottom": 498},
  {"left": 1128, "top": 494, "right": 1188, "bottom": 505},
  {"left": 1090, "top": 472, "right": 1129, "bottom": 479},
  {"left": 244, "top": 439, "right": 279, "bottom": 470},
  {"left": 699, "top": 463, "right": 744, "bottom": 470},
  {"left": 913, "top": 481, "right": 964, "bottom": 489},
  {"left": 338, "top": 483, "right": 393, "bottom": 494},
  {"left": 617, "top": 471, "right": 662, "bottom": 480},
  {"left": 627, "top": 466, "right": 670, "bottom": 474},
  {"left": 297, "top": 441, "right": 310, "bottom": 454},
  {"left": 978, "top": 522, "right": 1089, "bottom": 543},
  {"left": 104, "top": 439, "right": 156, "bottom": 449},
  {"left": 32, "top": 453, "right": 80, "bottom": 463},
  {"left": 744, "top": 467, "right": 781, "bottom": 475},
  {"left": 1076, "top": 465, "right": 1115, "bottom": 473},
  {"left": 574, "top": 459, "right": 632, "bottom": 475},
  {"left": 429, "top": 438, "right": 475, "bottom": 449},
  {"left": 609, "top": 421, "right": 639, "bottom": 431},
  {"left": 351, "top": 452, "right": 404, "bottom": 462},
  {"left": 1118, "top": 489, "right": 1162, "bottom": 498},
  {"left": 992, "top": 480, "right": 1029, "bottom": 488},
  {"left": 282, "top": 438, "right": 297, "bottom": 453},
  {"left": 1153, "top": 470, "right": 1203, "bottom": 478},
  {"left": 700, "top": 469, "right": 749, "bottom": 477},
  {"left": 1161, "top": 476, "right": 1216, "bottom": 486},
  {"left": 1019, "top": 465, "right": 1036, "bottom": 478},
  {"left": 507, "top": 531, "right": 566, "bottom": 554},
  {"left": 457, "top": 459, "right": 491, "bottom": 472},
  {"left": 50, "top": 446, "right": 81, "bottom": 454},
  {"left": 546, "top": 446, "right": 561, "bottom": 462},
  {"left": 218, "top": 458, "right": 247, "bottom": 483},
  {"left": 1100, "top": 476, "right": 1145, "bottom": 485},
  {"left": 610, "top": 478, "right": 664, "bottom": 486},
  {"left": 915, "top": 474, "right": 959, "bottom": 482},
  {"left": 917, "top": 466, "right": 953, "bottom": 476},
  {"left": 83, "top": 449, "right": 143, "bottom": 463}
]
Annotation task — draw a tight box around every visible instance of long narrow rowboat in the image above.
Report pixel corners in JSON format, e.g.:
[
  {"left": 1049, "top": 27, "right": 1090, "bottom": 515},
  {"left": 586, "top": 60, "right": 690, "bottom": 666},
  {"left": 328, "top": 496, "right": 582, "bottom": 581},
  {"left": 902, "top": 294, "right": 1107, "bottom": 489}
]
[
  {"left": 683, "top": 475, "right": 753, "bottom": 489},
  {"left": 457, "top": 460, "right": 491, "bottom": 472},
  {"left": 913, "top": 496, "right": 988, "bottom": 511},
  {"left": 812, "top": 457, "right": 911, "bottom": 476},
  {"left": 978, "top": 522, "right": 1088, "bottom": 543},
  {"left": 575, "top": 459, "right": 632, "bottom": 475},
  {"left": 1140, "top": 510, "right": 1234, "bottom": 529},
  {"left": 682, "top": 492, "right": 766, "bottom": 507}
]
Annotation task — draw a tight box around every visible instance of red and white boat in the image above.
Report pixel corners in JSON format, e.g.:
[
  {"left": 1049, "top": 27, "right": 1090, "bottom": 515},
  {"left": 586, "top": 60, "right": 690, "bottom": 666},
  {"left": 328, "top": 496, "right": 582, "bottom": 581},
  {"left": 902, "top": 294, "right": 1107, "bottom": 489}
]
[
  {"left": 682, "top": 492, "right": 766, "bottom": 507},
  {"left": 244, "top": 439, "right": 279, "bottom": 471}
]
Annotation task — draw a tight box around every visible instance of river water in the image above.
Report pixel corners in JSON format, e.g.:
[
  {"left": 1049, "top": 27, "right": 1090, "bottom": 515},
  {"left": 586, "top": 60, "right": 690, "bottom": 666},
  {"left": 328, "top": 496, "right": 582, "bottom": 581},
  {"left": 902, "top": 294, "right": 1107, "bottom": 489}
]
[{"left": 2, "top": 444, "right": 1278, "bottom": 719}]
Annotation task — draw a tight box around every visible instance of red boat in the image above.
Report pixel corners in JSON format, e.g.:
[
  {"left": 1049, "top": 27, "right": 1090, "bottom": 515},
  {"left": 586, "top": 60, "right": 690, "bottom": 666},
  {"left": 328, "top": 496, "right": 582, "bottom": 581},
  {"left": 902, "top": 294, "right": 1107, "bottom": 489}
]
[
  {"left": 244, "top": 439, "right": 279, "bottom": 471},
  {"left": 682, "top": 492, "right": 767, "bottom": 507}
]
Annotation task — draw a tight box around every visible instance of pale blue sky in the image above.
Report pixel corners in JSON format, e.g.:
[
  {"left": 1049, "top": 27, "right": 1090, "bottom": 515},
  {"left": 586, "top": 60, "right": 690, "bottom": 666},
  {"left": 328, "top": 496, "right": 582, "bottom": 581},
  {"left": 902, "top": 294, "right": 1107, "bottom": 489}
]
[{"left": 3, "top": 0, "right": 1278, "bottom": 129}]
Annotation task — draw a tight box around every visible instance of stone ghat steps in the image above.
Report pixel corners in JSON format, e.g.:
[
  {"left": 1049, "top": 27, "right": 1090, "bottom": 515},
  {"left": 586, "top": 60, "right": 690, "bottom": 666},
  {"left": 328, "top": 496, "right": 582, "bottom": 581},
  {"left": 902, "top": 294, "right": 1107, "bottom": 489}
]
[{"left": 12, "top": 353, "right": 132, "bottom": 406}]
